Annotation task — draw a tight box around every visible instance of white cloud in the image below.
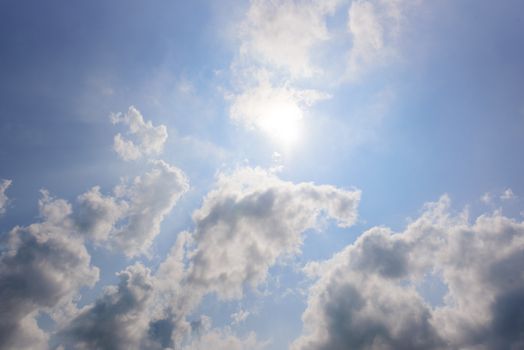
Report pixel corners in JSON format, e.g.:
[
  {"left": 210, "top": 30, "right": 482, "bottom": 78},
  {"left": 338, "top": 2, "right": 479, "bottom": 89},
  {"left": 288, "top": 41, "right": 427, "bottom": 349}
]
[
  {"left": 347, "top": 0, "right": 404, "bottom": 80},
  {"left": 293, "top": 195, "right": 524, "bottom": 349},
  {"left": 0, "top": 178, "right": 12, "bottom": 216},
  {"left": 239, "top": 0, "right": 342, "bottom": 77},
  {"left": 501, "top": 188, "right": 516, "bottom": 200},
  {"left": 231, "top": 309, "right": 250, "bottom": 325},
  {"left": 111, "top": 106, "right": 168, "bottom": 161},
  {"left": 0, "top": 191, "right": 99, "bottom": 350},
  {"left": 481, "top": 191, "right": 492, "bottom": 204},
  {"left": 178, "top": 167, "right": 360, "bottom": 302},
  {"left": 73, "top": 161, "right": 189, "bottom": 256},
  {"left": 230, "top": 79, "right": 329, "bottom": 144},
  {"left": 112, "top": 160, "right": 189, "bottom": 257}
]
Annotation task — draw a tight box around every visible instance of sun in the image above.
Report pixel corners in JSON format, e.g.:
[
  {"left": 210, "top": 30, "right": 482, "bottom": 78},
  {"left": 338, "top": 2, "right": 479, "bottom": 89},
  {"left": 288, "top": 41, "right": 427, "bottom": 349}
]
[{"left": 257, "top": 100, "right": 303, "bottom": 146}]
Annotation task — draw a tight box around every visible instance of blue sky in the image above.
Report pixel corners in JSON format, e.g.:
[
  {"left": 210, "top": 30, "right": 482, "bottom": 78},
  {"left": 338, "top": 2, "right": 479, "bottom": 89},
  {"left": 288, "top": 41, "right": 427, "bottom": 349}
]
[{"left": 1, "top": 1, "right": 524, "bottom": 349}]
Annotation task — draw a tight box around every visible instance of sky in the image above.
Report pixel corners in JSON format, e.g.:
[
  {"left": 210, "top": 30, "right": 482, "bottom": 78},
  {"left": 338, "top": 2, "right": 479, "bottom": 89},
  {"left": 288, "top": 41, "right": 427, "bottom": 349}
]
[{"left": 0, "top": 0, "right": 524, "bottom": 349}]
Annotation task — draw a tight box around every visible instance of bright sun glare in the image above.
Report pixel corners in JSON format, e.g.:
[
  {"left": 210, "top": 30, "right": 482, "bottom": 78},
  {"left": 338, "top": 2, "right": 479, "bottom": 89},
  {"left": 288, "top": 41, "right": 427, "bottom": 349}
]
[{"left": 258, "top": 100, "right": 303, "bottom": 146}]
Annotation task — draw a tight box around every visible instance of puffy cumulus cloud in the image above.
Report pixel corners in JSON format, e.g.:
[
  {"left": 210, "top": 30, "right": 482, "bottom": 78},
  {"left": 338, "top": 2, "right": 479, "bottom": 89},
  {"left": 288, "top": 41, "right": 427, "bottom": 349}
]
[
  {"left": 73, "top": 161, "right": 189, "bottom": 256},
  {"left": 74, "top": 186, "right": 129, "bottom": 242},
  {"left": 0, "top": 191, "right": 99, "bottom": 350},
  {"left": 58, "top": 263, "right": 154, "bottom": 350},
  {"left": 347, "top": 0, "right": 405, "bottom": 79},
  {"left": 183, "top": 167, "right": 360, "bottom": 301},
  {"left": 112, "top": 160, "right": 189, "bottom": 257},
  {"left": 0, "top": 178, "right": 12, "bottom": 216},
  {"left": 293, "top": 196, "right": 524, "bottom": 350},
  {"left": 111, "top": 106, "right": 168, "bottom": 161},
  {"left": 229, "top": 78, "right": 329, "bottom": 144},
  {"left": 239, "top": 0, "right": 342, "bottom": 77}
]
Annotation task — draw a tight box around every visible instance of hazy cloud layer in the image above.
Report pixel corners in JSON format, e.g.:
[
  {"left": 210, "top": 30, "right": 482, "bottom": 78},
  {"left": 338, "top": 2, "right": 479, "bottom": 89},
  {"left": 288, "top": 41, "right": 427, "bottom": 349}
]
[
  {"left": 239, "top": 0, "right": 342, "bottom": 77},
  {"left": 293, "top": 196, "right": 524, "bottom": 349},
  {"left": 112, "top": 106, "right": 168, "bottom": 161},
  {"left": 0, "top": 192, "right": 99, "bottom": 350},
  {"left": 0, "top": 179, "right": 12, "bottom": 216},
  {"left": 346, "top": 0, "right": 405, "bottom": 79}
]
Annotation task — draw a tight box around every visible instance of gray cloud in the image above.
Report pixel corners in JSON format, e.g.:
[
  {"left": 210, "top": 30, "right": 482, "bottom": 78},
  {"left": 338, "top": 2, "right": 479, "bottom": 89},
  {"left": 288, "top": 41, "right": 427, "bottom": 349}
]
[
  {"left": 183, "top": 167, "right": 360, "bottom": 301},
  {"left": 293, "top": 196, "right": 524, "bottom": 350},
  {"left": 0, "top": 178, "right": 12, "bottom": 216},
  {"left": 58, "top": 263, "right": 154, "bottom": 350},
  {"left": 111, "top": 160, "right": 189, "bottom": 257},
  {"left": 74, "top": 160, "right": 189, "bottom": 257},
  {"left": 0, "top": 191, "right": 99, "bottom": 350},
  {"left": 74, "top": 186, "right": 128, "bottom": 242}
]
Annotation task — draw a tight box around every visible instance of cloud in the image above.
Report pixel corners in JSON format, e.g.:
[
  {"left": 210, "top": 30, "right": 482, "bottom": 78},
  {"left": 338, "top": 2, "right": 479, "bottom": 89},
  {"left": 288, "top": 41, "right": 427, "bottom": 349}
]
[
  {"left": 231, "top": 309, "right": 250, "bottom": 325},
  {"left": 111, "top": 106, "right": 168, "bottom": 161},
  {"left": 0, "top": 178, "right": 12, "bottom": 216},
  {"left": 111, "top": 160, "right": 189, "bottom": 257},
  {"left": 74, "top": 160, "right": 189, "bottom": 256},
  {"left": 292, "top": 196, "right": 524, "bottom": 349},
  {"left": 180, "top": 167, "right": 360, "bottom": 302},
  {"left": 58, "top": 263, "right": 154, "bottom": 350},
  {"left": 500, "top": 188, "right": 516, "bottom": 200},
  {"left": 239, "top": 0, "right": 342, "bottom": 77},
  {"left": 74, "top": 186, "right": 128, "bottom": 242},
  {"left": 481, "top": 192, "right": 492, "bottom": 204},
  {"left": 182, "top": 327, "right": 266, "bottom": 350},
  {"left": 347, "top": 0, "right": 404, "bottom": 79},
  {"left": 229, "top": 78, "right": 329, "bottom": 143},
  {"left": 0, "top": 191, "right": 99, "bottom": 350}
]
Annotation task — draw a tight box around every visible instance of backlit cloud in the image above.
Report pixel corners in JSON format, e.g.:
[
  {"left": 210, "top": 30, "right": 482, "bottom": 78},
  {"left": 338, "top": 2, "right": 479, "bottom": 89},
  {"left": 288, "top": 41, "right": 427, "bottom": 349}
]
[
  {"left": 293, "top": 196, "right": 524, "bottom": 349},
  {"left": 111, "top": 106, "right": 168, "bottom": 161},
  {"left": 0, "top": 191, "right": 99, "bottom": 349},
  {"left": 239, "top": 0, "right": 342, "bottom": 77}
]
